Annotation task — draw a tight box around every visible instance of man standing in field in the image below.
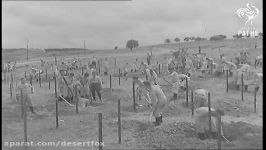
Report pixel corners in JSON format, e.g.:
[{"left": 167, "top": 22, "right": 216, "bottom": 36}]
[
  {"left": 16, "top": 77, "right": 36, "bottom": 114},
  {"left": 89, "top": 69, "right": 103, "bottom": 102},
  {"left": 79, "top": 72, "right": 91, "bottom": 99},
  {"left": 143, "top": 81, "right": 167, "bottom": 126}
]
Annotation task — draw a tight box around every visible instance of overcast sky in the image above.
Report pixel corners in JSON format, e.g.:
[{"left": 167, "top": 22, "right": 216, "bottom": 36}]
[{"left": 2, "top": 0, "right": 263, "bottom": 49}]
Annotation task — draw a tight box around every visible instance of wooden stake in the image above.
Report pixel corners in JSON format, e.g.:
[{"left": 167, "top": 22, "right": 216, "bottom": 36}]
[
  {"left": 75, "top": 85, "right": 79, "bottom": 114},
  {"left": 186, "top": 77, "right": 188, "bottom": 107},
  {"left": 110, "top": 74, "right": 112, "bottom": 90},
  {"left": 159, "top": 64, "right": 161, "bottom": 74},
  {"left": 54, "top": 75, "right": 57, "bottom": 98},
  {"left": 30, "top": 74, "right": 33, "bottom": 93},
  {"left": 10, "top": 83, "right": 12, "bottom": 97},
  {"left": 55, "top": 55, "right": 57, "bottom": 66},
  {"left": 20, "top": 89, "right": 23, "bottom": 119},
  {"left": 217, "top": 115, "right": 222, "bottom": 149},
  {"left": 98, "top": 113, "right": 103, "bottom": 150},
  {"left": 191, "top": 90, "right": 194, "bottom": 116},
  {"left": 208, "top": 92, "right": 212, "bottom": 139},
  {"left": 241, "top": 74, "right": 244, "bottom": 101},
  {"left": 98, "top": 60, "right": 101, "bottom": 75},
  {"left": 45, "top": 68, "right": 47, "bottom": 80},
  {"left": 118, "top": 68, "right": 121, "bottom": 86},
  {"left": 22, "top": 89, "right": 27, "bottom": 142},
  {"left": 25, "top": 71, "right": 27, "bottom": 79},
  {"left": 56, "top": 96, "right": 59, "bottom": 128},
  {"left": 133, "top": 80, "right": 136, "bottom": 111},
  {"left": 226, "top": 70, "right": 229, "bottom": 93},
  {"left": 49, "top": 79, "right": 51, "bottom": 90},
  {"left": 39, "top": 70, "right": 41, "bottom": 87},
  {"left": 254, "top": 88, "right": 257, "bottom": 113},
  {"left": 118, "top": 99, "right": 121, "bottom": 144},
  {"left": 11, "top": 73, "right": 13, "bottom": 88},
  {"left": 115, "top": 58, "right": 117, "bottom": 68}
]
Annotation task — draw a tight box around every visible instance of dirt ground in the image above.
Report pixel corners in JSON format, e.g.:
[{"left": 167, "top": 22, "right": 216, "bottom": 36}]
[{"left": 2, "top": 39, "right": 263, "bottom": 150}]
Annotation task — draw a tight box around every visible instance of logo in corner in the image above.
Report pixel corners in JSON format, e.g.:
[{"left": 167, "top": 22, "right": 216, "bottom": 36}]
[{"left": 236, "top": 3, "right": 259, "bottom": 26}]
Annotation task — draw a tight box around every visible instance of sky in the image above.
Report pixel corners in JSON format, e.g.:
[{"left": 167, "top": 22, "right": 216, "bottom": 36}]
[{"left": 2, "top": 0, "right": 263, "bottom": 49}]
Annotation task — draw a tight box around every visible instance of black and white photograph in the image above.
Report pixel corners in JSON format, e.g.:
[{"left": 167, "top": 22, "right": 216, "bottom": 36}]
[{"left": 2, "top": 0, "right": 263, "bottom": 149}]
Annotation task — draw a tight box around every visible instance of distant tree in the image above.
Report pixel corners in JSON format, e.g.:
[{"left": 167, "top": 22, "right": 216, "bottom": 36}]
[
  {"left": 174, "top": 37, "right": 180, "bottom": 42},
  {"left": 164, "top": 38, "right": 171, "bottom": 44},
  {"left": 114, "top": 46, "right": 118, "bottom": 50},
  {"left": 126, "top": 39, "right": 139, "bottom": 52},
  {"left": 233, "top": 34, "right": 238, "bottom": 39},
  {"left": 190, "top": 37, "right": 196, "bottom": 41},
  {"left": 210, "top": 35, "right": 226, "bottom": 41},
  {"left": 184, "top": 37, "right": 190, "bottom": 42},
  {"left": 218, "top": 34, "right": 226, "bottom": 39},
  {"left": 195, "top": 37, "right": 202, "bottom": 41},
  {"left": 201, "top": 38, "right": 207, "bottom": 41}
]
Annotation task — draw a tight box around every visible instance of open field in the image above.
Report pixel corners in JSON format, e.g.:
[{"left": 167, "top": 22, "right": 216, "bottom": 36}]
[{"left": 2, "top": 38, "right": 263, "bottom": 150}]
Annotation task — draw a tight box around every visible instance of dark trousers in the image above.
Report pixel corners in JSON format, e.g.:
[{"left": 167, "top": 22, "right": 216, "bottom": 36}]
[{"left": 90, "top": 83, "right": 102, "bottom": 101}]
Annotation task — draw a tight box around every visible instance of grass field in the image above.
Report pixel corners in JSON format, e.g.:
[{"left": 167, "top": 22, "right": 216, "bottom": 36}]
[{"left": 2, "top": 38, "right": 263, "bottom": 149}]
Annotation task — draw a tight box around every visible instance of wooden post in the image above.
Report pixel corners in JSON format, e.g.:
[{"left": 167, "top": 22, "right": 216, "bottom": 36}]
[
  {"left": 226, "top": 70, "right": 229, "bottom": 93},
  {"left": 254, "top": 88, "right": 257, "bottom": 113},
  {"left": 54, "top": 75, "right": 57, "bottom": 98},
  {"left": 158, "top": 64, "right": 161, "bottom": 74},
  {"left": 217, "top": 115, "right": 222, "bottom": 150},
  {"left": 241, "top": 74, "right": 244, "bottom": 101},
  {"left": 186, "top": 77, "right": 188, "bottom": 107},
  {"left": 75, "top": 85, "right": 79, "bottom": 114},
  {"left": 118, "top": 99, "right": 121, "bottom": 144},
  {"left": 98, "top": 113, "right": 103, "bottom": 150},
  {"left": 56, "top": 96, "right": 59, "bottom": 128},
  {"left": 55, "top": 55, "right": 57, "bottom": 66},
  {"left": 39, "top": 70, "right": 41, "bottom": 87},
  {"left": 145, "top": 73, "right": 148, "bottom": 80},
  {"left": 191, "top": 90, "right": 194, "bottom": 116},
  {"left": 49, "top": 79, "right": 51, "bottom": 90},
  {"left": 11, "top": 73, "right": 13, "bottom": 88},
  {"left": 22, "top": 89, "right": 27, "bottom": 142},
  {"left": 20, "top": 89, "right": 24, "bottom": 119},
  {"left": 25, "top": 71, "right": 27, "bottom": 79},
  {"left": 110, "top": 74, "right": 112, "bottom": 90},
  {"left": 100, "top": 59, "right": 103, "bottom": 69},
  {"left": 10, "top": 83, "right": 12, "bottom": 97},
  {"left": 208, "top": 92, "right": 212, "bottom": 139},
  {"left": 115, "top": 58, "right": 117, "bottom": 68},
  {"left": 133, "top": 80, "right": 136, "bottom": 111},
  {"left": 30, "top": 74, "right": 33, "bottom": 93},
  {"left": 45, "top": 68, "right": 47, "bottom": 81},
  {"left": 118, "top": 68, "right": 121, "bottom": 86},
  {"left": 98, "top": 60, "right": 101, "bottom": 75},
  {"left": 82, "top": 67, "right": 84, "bottom": 76},
  {"left": 210, "top": 63, "right": 213, "bottom": 75}
]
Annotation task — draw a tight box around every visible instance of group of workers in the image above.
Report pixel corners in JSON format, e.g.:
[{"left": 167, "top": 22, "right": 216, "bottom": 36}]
[{"left": 14, "top": 53, "right": 228, "bottom": 141}]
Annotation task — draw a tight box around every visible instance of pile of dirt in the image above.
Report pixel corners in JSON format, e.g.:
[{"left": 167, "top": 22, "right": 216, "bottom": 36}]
[
  {"left": 222, "top": 121, "right": 262, "bottom": 149},
  {"left": 127, "top": 119, "right": 262, "bottom": 149},
  {"left": 216, "top": 99, "right": 253, "bottom": 117},
  {"left": 135, "top": 121, "right": 217, "bottom": 149}
]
